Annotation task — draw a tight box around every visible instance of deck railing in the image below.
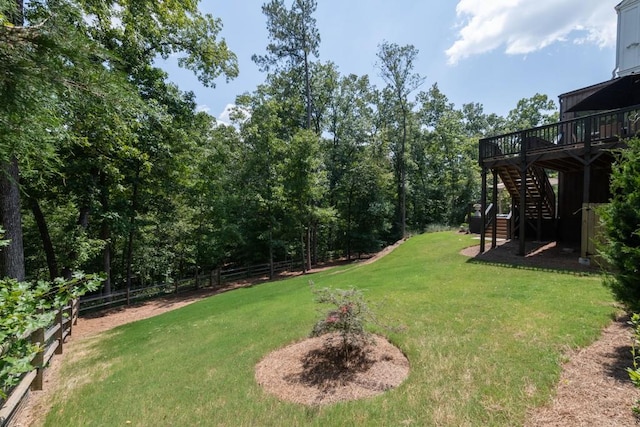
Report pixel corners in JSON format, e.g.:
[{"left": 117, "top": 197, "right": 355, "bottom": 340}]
[{"left": 479, "top": 104, "right": 640, "bottom": 163}]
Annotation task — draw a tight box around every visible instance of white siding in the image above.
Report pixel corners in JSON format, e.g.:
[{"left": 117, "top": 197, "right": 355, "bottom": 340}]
[{"left": 618, "top": 0, "right": 640, "bottom": 76}]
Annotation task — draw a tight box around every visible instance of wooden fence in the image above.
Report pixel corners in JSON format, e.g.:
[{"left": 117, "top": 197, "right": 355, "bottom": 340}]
[
  {"left": 0, "top": 300, "right": 79, "bottom": 427},
  {"left": 79, "top": 259, "right": 298, "bottom": 313},
  {"left": 0, "top": 259, "right": 297, "bottom": 425}
]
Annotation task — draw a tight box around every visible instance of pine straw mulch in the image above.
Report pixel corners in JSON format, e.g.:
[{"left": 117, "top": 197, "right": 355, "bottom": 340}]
[
  {"left": 255, "top": 333, "right": 409, "bottom": 406},
  {"left": 463, "top": 240, "right": 640, "bottom": 426}
]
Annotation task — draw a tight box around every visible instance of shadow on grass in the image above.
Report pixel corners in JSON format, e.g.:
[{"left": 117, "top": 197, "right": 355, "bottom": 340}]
[{"left": 464, "top": 240, "right": 604, "bottom": 276}]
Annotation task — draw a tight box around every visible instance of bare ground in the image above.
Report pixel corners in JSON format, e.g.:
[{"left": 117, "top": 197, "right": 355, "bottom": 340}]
[{"left": 11, "top": 237, "right": 640, "bottom": 425}]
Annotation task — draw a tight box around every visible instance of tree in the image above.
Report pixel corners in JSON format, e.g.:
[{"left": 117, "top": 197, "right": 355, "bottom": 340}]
[
  {"left": 2, "top": 0, "right": 238, "bottom": 284},
  {"left": 376, "top": 41, "right": 425, "bottom": 238},
  {"left": 599, "top": 138, "right": 640, "bottom": 311},
  {"left": 282, "top": 129, "right": 325, "bottom": 271},
  {"left": 506, "top": 93, "right": 558, "bottom": 131},
  {"left": 0, "top": 0, "right": 95, "bottom": 280},
  {"left": 253, "top": 0, "right": 320, "bottom": 130}
]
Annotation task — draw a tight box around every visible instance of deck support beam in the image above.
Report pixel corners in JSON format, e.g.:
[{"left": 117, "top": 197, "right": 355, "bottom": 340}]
[
  {"left": 480, "top": 167, "right": 487, "bottom": 253},
  {"left": 518, "top": 132, "right": 527, "bottom": 256},
  {"left": 492, "top": 169, "right": 498, "bottom": 249}
]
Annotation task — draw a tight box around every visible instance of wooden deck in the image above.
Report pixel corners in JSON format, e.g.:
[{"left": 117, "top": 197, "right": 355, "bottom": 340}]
[
  {"left": 479, "top": 104, "right": 639, "bottom": 171},
  {"left": 478, "top": 104, "right": 640, "bottom": 256}
]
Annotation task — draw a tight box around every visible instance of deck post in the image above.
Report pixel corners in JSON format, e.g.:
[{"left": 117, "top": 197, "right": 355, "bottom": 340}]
[
  {"left": 583, "top": 119, "right": 592, "bottom": 205},
  {"left": 491, "top": 169, "right": 498, "bottom": 249},
  {"left": 518, "top": 132, "right": 527, "bottom": 256},
  {"left": 537, "top": 199, "right": 543, "bottom": 242},
  {"left": 480, "top": 167, "right": 487, "bottom": 253},
  {"left": 581, "top": 119, "right": 593, "bottom": 262}
]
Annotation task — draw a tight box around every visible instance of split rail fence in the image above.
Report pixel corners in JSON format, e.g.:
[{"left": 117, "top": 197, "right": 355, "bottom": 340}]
[
  {"left": 0, "top": 259, "right": 298, "bottom": 425},
  {"left": 0, "top": 300, "right": 79, "bottom": 427},
  {"left": 79, "top": 259, "right": 298, "bottom": 313}
]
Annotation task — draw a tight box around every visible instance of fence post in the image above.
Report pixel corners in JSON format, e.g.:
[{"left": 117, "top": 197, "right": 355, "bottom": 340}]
[
  {"left": 73, "top": 299, "right": 79, "bottom": 325},
  {"left": 55, "top": 308, "right": 64, "bottom": 355},
  {"left": 209, "top": 269, "right": 214, "bottom": 288},
  {"left": 195, "top": 270, "right": 200, "bottom": 290},
  {"left": 30, "top": 327, "right": 45, "bottom": 391},
  {"left": 216, "top": 269, "right": 221, "bottom": 288}
]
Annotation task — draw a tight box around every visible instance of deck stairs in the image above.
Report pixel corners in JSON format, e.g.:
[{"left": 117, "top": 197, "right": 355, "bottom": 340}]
[
  {"left": 485, "top": 216, "right": 510, "bottom": 239},
  {"left": 496, "top": 165, "right": 556, "bottom": 220}
]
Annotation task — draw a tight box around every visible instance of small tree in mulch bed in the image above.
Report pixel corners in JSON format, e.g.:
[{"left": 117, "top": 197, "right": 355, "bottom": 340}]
[{"left": 309, "top": 282, "right": 380, "bottom": 367}]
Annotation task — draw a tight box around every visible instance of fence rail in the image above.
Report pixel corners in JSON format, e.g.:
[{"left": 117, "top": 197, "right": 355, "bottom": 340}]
[
  {"left": 79, "top": 259, "right": 298, "bottom": 313},
  {"left": 0, "top": 300, "right": 79, "bottom": 427},
  {"left": 0, "top": 259, "right": 298, "bottom": 425}
]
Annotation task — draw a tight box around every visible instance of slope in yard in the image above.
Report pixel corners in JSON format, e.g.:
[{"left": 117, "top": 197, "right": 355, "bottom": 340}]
[{"left": 27, "top": 232, "right": 631, "bottom": 426}]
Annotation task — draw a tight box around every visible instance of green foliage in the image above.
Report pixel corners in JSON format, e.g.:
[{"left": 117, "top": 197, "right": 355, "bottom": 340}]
[
  {"left": 626, "top": 313, "right": 640, "bottom": 415},
  {"left": 309, "top": 283, "right": 375, "bottom": 355},
  {"left": 0, "top": 272, "right": 101, "bottom": 399},
  {"left": 599, "top": 138, "right": 640, "bottom": 311},
  {"left": 2, "top": 0, "right": 566, "bottom": 296},
  {"left": 505, "top": 93, "right": 558, "bottom": 131},
  {"left": 42, "top": 233, "right": 615, "bottom": 426}
]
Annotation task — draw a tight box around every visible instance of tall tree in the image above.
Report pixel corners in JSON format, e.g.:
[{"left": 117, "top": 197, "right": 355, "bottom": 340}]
[
  {"left": 0, "top": 0, "right": 92, "bottom": 279},
  {"left": 2, "top": 0, "right": 238, "bottom": 284},
  {"left": 376, "top": 41, "right": 425, "bottom": 238},
  {"left": 253, "top": 0, "right": 320, "bottom": 130},
  {"left": 506, "top": 93, "right": 558, "bottom": 131}
]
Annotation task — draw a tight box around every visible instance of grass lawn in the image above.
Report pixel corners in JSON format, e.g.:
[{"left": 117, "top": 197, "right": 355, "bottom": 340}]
[{"left": 44, "top": 232, "right": 617, "bottom": 426}]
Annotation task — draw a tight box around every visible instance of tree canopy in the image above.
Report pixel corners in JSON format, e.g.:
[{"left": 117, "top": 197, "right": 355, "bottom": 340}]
[{"left": 0, "top": 0, "right": 561, "bottom": 292}]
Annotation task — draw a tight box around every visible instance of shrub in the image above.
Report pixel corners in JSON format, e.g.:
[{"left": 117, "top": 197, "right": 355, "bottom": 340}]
[
  {"left": 599, "top": 137, "right": 640, "bottom": 311},
  {"left": 627, "top": 313, "right": 640, "bottom": 415},
  {"left": 309, "top": 283, "right": 378, "bottom": 360},
  {"left": 0, "top": 228, "right": 101, "bottom": 399}
]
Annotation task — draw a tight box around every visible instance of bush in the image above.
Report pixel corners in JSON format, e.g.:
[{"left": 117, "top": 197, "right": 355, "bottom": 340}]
[
  {"left": 0, "top": 226, "right": 101, "bottom": 399},
  {"left": 627, "top": 314, "right": 640, "bottom": 415},
  {"left": 309, "top": 283, "right": 378, "bottom": 360},
  {"left": 599, "top": 138, "right": 640, "bottom": 311},
  {"left": 0, "top": 273, "right": 100, "bottom": 399}
]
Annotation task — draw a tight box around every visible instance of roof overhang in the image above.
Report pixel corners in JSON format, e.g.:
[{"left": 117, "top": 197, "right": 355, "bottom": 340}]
[{"left": 565, "top": 74, "right": 640, "bottom": 113}]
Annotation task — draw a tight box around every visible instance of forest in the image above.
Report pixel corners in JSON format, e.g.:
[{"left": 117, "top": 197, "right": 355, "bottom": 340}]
[{"left": 0, "top": 0, "right": 560, "bottom": 293}]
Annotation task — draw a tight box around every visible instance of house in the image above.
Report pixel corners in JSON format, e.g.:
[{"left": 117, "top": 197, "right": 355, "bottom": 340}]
[{"left": 478, "top": 0, "right": 640, "bottom": 264}]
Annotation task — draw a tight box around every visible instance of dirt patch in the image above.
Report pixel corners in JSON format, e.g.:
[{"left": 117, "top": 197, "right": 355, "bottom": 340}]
[{"left": 255, "top": 333, "right": 409, "bottom": 406}]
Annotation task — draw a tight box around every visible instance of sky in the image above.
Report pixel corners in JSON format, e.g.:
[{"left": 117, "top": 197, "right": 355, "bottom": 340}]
[{"left": 159, "top": 0, "right": 621, "bottom": 124}]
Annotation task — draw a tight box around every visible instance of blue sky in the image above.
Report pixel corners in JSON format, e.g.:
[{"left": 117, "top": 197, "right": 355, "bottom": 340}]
[{"left": 160, "top": 0, "right": 620, "bottom": 123}]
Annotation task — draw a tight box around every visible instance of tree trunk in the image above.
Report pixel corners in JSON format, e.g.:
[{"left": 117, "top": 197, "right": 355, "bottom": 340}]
[
  {"left": 28, "top": 197, "right": 59, "bottom": 280},
  {"left": 0, "top": 157, "right": 25, "bottom": 280},
  {"left": 268, "top": 230, "right": 274, "bottom": 280},
  {"left": 0, "top": 2, "right": 26, "bottom": 281},
  {"left": 300, "top": 227, "right": 306, "bottom": 274},
  {"left": 305, "top": 225, "right": 312, "bottom": 271},
  {"left": 400, "top": 103, "right": 407, "bottom": 238},
  {"left": 99, "top": 173, "right": 111, "bottom": 295},
  {"left": 125, "top": 166, "right": 140, "bottom": 303},
  {"left": 304, "top": 49, "right": 312, "bottom": 130}
]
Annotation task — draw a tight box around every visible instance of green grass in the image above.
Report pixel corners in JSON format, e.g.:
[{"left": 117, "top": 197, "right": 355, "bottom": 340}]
[{"left": 45, "top": 232, "right": 617, "bottom": 426}]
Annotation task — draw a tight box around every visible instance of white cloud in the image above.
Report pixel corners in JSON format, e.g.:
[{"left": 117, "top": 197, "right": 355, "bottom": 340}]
[
  {"left": 217, "top": 104, "right": 235, "bottom": 125},
  {"left": 217, "top": 104, "right": 251, "bottom": 126},
  {"left": 196, "top": 104, "right": 211, "bottom": 114},
  {"left": 446, "top": 0, "right": 618, "bottom": 64}
]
